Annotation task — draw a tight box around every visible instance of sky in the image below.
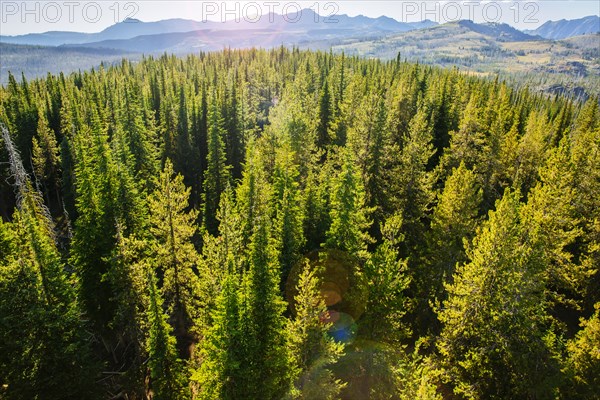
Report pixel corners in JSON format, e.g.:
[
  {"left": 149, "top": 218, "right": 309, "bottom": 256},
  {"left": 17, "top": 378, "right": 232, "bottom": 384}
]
[{"left": 0, "top": 0, "right": 599, "bottom": 35}]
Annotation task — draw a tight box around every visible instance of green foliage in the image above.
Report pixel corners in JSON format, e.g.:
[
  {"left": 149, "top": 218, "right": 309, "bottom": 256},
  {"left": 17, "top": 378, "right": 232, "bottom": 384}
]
[
  {"left": 193, "top": 270, "right": 243, "bottom": 400},
  {"left": 238, "top": 219, "right": 293, "bottom": 399},
  {"left": 396, "top": 341, "right": 442, "bottom": 400},
  {"left": 388, "top": 104, "right": 435, "bottom": 254},
  {"left": 1, "top": 49, "right": 598, "bottom": 399},
  {"left": 273, "top": 146, "right": 305, "bottom": 286},
  {"left": 203, "top": 93, "right": 230, "bottom": 235},
  {"left": 148, "top": 159, "right": 200, "bottom": 354},
  {"left": 147, "top": 269, "right": 190, "bottom": 400},
  {"left": 563, "top": 303, "right": 600, "bottom": 399},
  {"left": 0, "top": 131, "right": 97, "bottom": 399},
  {"left": 426, "top": 162, "right": 482, "bottom": 322},
  {"left": 437, "top": 190, "right": 560, "bottom": 399},
  {"left": 362, "top": 215, "right": 411, "bottom": 343},
  {"left": 325, "top": 151, "right": 372, "bottom": 256},
  {"left": 288, "top": 261, "right": 346, "bottom": 399}
]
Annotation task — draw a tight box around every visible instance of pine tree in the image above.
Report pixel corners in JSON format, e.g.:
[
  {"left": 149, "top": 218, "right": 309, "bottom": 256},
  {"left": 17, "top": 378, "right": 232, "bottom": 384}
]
[
  {"left": 388, "top": 104, "right": 434, "bottom": 255},
  {"left": 361, "top": 215, "right": 411, "bottom": 343},
  {"left": 288, "top": 261, "right": 346, "bottom": 399},
  {"left": 193, "top": 267, "right": 243, "bottom": 400},
  {"left": 522, "top": 140, "right": 592, "bottom": 317},
  {"left": 235, "top": 142, "right": 271, "bottom": 249},
  {"left": 238, "top": 219, "right": 292, "bottom": 399},
  {"left": 426, "top": 162, "right": 482, "bottom": 313},
  {"left": 437, "top": 94, "right": 491, "bottom": 202},
  {"left": 104, "top": 225, "right": 151, "bottom": 395},
  {"left": 325, "top": 151, "right": 372, "bottom": 256},
  {"left": 273, "top": 146, "right": 305, "bottom": 287},
  {"left": 564, "top": 302, "right": 600, "bottom": 399},
  {"left": 569, "top": 98, "right": 600, "bottom": 310},
  {"left": 117, "top": 81, "right": 158, "bottom": 185},
  {"left": 0, "top": 127, "right": 97, "bottom": 399},
  {"left": 148, "top": 159, "right": 200, "bottom": 356},
  {"left": 174, "top": 85, "right": 195, "bottom": 188},
  {"left": 203, "top": 93, "right": 230, "bottom": 235},
  {"left": 437, "top": 190, "right": 559, "bottom": 399},
  {"left": 514, "top": 110, "right": 552, "bottom": 194},
  {"left": 224, "top": 78, "right": 245, "bottom": 181},
  {"left": 147, "top": 269, "right": 190, "bottom": 400},
  {"left": 70, "top": 109, "right": 143, "bottom": 337},
  {"left": 196, "top": 184, "right": 244, "bottom": 331},
  {"left": 31, "top": 108, "right": 61, "bottom": 207},
  {"left": 302, "top": 168, "right": 330, "bottom": 253},
  {"left": 316, "top": 80, "right": 332, "bottom": 151}
]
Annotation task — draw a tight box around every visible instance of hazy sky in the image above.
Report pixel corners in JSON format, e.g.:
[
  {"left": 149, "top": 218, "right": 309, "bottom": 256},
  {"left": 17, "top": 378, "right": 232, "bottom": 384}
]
[{"left": 1, "top": 1, "right": 599, "bottom": 35}]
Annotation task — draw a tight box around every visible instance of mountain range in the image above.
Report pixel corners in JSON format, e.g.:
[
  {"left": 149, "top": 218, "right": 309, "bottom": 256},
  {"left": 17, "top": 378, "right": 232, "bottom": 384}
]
[
  {"left": 0, "top": 9, "right": 438, "bottom": 48},
  {"left": 1, "top": 10, "right": 598, "bottom": 95},
  {"left": 1, "top": 11, "right": 597, "bottom": 54},
  {"left": 525, "top": 15, "right": 600, "bottom": 40}
]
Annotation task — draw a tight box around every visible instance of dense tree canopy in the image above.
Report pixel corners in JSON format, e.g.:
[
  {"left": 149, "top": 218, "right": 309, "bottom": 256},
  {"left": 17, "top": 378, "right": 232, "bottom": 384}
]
[{"left": 0, "top": 48, "right": 598, "bottom": 399}]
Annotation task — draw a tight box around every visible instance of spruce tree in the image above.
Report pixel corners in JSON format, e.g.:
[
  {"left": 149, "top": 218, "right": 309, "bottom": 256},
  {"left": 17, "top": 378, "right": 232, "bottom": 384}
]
[
  {"left": 238, "top": 219, "right": 292, "bottom": 399},
  {"left": 316, "top": 80, "right": 332, "bottom": 151},
  {"left": 148, "top": 159, "right": 200, "bottom": 355},
  {"left": 564, "top": 303, "right": 600, "bottom": 399},
  {"left": 203, "top": 93, "right": 230, "bottom": 235},
  {"left": 193, "top": 267, "right": 243, "bottom": 400},
  {"left": 288, "top": 261, "right": 346, "bottom": 399},
  {"left": 273, "top": 146, "right": 305, "bottom": 287},
  {"left": 147, "top": 269, "right": 190, "bottom": 400},
  {"left": 388, "top": 104, "right": 434, "bottom": 255},
  {"left": 426, "top": 162, "right": 482, "bottom": 314},
  {"left": 361, "top": 215, "right": 411, "bottom": 343},
  {"left": 0, "top": 127, "right": 97, "bottom": 399},
  {"left": 325, "top": 151, "right": 372, "bottom": 257},
  {"left": 31, "top": 108, "right": 61, "bottom": 207},
  {"left": 437, "top": 190, "right": 559, "bottom": 399}
]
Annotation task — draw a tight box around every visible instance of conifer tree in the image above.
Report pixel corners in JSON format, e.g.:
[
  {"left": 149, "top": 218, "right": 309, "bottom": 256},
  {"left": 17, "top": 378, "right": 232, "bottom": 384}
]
[
  {"left": 189, "top": 85, "right": 209, "bottom": 207},
  {"left": 31, "top": 108, "right": 61, "bottom": 206},
  {"left": 325, "top": 151, "right": 372, "bottom": 256},
  {"left": 236, "top": 142, "right": 272, "bottom": 248},
  {"left": 104, "top": 226, "right": 151, "bottom": 395},
  {"left": 224, "top": 78, "right": 245, "bottom": 181},
  {"left": 203, "top": 93, "right": 230, "bottom": 235},
  {"left": 302, "top": 168, "right": 331, "bottom": 252},
  {"left": 147, "top": 269, "right": 190, "bottom": 400},
  {"left": 238, "top": 219, "right": 292, "bottom": 399},
  {"left": 273, "top": 146, "right": 305, "bottom": 286},
  {"left": 514, "top": 110, "right": 552, "bottom": 194},
  {"left": 193, "top": 267, "right": 243, "bottom": 400},
  {"left": 569, "top": 98, "right": 600, "bottom": 310},
  {"left": 148, "top": 159, "right": 200, "bottom": 355},
  {"left": 437, "top": 190, "right": 559, "bottom": 399},
  {"left": 0, "top": 127, "right": 97, "bottom": 399},
  {"left": 117, "top": 82, "right": 158, "bottom": 185},
  {"left": 564, "top": 303, "right": 600, "bottom": 399},
  {"left": 426, "top": 162, "right": 482, "bottom": 311},
  {"left": 361, "top": 215, "right": 411, "bottom": 343},
  {"left": 288, "top": 261, "right": 346, "bottom": 399},
  {"left": 317, "top": 80, "right": 332, "bottom": 151},
  {"left": 388, "top": 105, "right": 434, "bottom": 255},
  {"left": 70, "top": 109, "right": 144, "bottom": 337},
  {"left": 522, "top": 140, "right": 592, "bottom": 316},
  {"left": 174, "top": 85, "right": 194, "bottom": 188}
]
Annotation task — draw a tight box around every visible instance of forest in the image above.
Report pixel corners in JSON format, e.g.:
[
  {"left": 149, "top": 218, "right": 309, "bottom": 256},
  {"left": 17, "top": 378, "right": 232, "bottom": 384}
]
[{"left": 0, "top": 48, "right": 599, "bottom": 400}]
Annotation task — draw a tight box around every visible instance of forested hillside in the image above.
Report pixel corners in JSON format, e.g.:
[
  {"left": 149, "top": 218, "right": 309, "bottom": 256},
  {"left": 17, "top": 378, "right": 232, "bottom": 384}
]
[{"left": 0, "top": 48, "right": 599, "bottom": 399}]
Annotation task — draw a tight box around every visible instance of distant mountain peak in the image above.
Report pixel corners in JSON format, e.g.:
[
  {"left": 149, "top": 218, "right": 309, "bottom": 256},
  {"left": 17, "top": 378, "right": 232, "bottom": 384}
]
[
  {"left": 456, "top": 19, "right": 539, "bottom": 41},
  {"left": 526, "top": 15, "right": 600, "bottom": 40}
]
